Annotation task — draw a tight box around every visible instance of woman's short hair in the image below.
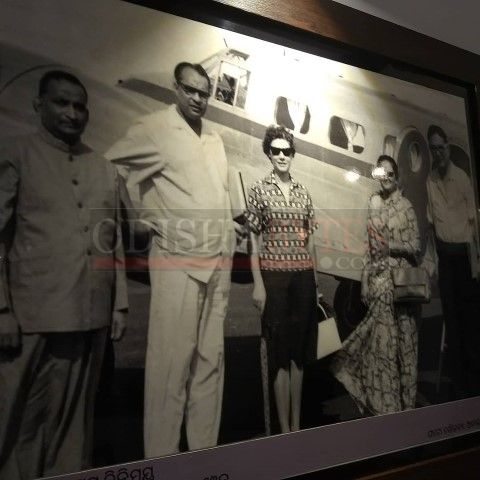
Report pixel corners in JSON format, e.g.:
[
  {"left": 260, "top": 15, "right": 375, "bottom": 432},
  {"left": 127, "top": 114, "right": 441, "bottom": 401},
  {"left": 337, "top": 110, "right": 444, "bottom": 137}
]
[
  {"left": 377, "top": 154, "right": 399, "bottom": 180},
  {"left": 262, "top": 125, "right": 295, "bottom": 156}
]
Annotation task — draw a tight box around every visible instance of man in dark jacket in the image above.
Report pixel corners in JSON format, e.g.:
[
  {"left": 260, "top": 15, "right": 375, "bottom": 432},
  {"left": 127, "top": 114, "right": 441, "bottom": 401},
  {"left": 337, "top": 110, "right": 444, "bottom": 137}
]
[{"left": 0, "top": 70, "right": 128, "bottom": 480}]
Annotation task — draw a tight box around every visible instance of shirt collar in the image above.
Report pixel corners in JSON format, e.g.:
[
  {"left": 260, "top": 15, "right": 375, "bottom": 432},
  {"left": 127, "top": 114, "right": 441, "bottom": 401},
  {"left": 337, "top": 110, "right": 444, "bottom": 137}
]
[
  {"left": 430, "top": 161, "right": 457, "bottom": 183},
  {"left": 266, "top": 170, "right": 300, "bottom": 189},
  {"left": 37, "top": 124, "right": 84, "bottom": 154},
  {"left": 382, "top": 187, "right": 402, "bottom": 205},
  {"left": 391, "top": 188, "right": 401, "bottom": 202},
  {"left": 166, "top": 104, "right": 207, "bottom": 137}
]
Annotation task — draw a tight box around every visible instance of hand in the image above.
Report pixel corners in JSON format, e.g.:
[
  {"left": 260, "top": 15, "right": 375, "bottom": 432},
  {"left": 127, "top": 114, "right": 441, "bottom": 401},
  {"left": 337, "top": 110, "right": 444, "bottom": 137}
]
[
  {"left": 371, "top": 234, "right": 389, "bottom": 256},
  {"left": 133, "top": 219, "right": 152, "bottom": 238},
  {"left": 361, "top": 278, "right": 369, "bottom": 305},
  {"left": 234, "top": 221, "right": 247, "bottom": 245},
  {"left": 0, "top": 309, "right": 21, "bottom": 351},
  {"left": 111, "top": 310, "right": 127, "bottom": 341},
  {"left": 252, "top": 282, "right": 266, "bottom": 314}
]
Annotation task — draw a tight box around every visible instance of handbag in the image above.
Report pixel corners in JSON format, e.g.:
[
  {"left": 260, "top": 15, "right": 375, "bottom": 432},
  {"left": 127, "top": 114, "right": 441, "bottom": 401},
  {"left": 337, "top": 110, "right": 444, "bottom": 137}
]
[
  {"left": 317, "top": 301, "right": 342, "bottom": 360},
  {"left": 315, "top": 298, "right": 342, "bottom": 360},
  {"left": 391, "top": 266, "right": 431, "bottom": 303}
]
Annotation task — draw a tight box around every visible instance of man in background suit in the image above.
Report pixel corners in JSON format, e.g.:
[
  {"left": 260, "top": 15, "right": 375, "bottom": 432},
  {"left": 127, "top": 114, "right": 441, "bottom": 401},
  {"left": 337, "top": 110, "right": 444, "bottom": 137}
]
[{"left": 427, "top": 124, "right": 480, "bottom": 400}]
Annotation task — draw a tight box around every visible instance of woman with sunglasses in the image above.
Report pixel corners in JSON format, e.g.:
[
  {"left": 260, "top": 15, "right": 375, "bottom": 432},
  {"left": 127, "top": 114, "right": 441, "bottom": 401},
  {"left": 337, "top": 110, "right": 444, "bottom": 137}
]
[
  {"left": 331, "top": 155, "right": 421, "bottom": 415},
  {"left": 246, "top": 125, "right": 317, "bottom": 433}
]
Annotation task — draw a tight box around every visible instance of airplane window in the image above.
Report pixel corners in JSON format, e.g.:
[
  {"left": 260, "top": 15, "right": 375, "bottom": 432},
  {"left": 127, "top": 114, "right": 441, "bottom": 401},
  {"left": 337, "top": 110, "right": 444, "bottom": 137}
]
[
  {"left": 275, "top": 97, "right": 310, "bottom": 134},
  {"left": 329, "top": 116, "right": 365, "bottom": 154},
  {"left": 384, "top": 135, "right": 397, "bottom": 157},
  {"left": 215, "top": 73, "right": 235, "bottom": 105},
  {"left": 409, "top": 142, "right": 422, "bottom": 173},
  {"left": 214, "top": 61, "right": 250, "bottom": 109},
  {"left": 235, "top": 71, "right": 249, "bottom": 109}
]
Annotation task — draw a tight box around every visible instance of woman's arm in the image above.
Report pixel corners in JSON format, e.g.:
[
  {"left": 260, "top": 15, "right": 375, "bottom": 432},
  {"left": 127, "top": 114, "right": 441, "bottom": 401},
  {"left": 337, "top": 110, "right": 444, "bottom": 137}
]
[
  {"left": 250, "top": 232, "right": 266, "bottom": 313},
  {"left": 361, "top": 262, "right": 370, "bottom": 304},
  {"left": 361, "top": 195, "right": 377, "bottom": 304},
  {"left": 245, "top": 184, "right": 267, "bottom": 312},
  {"left": 389, "top": 199, "right": 421, "bottom": 258},
  {"left": 307, "top": 235, "right": 319, "bottom": 289},
  {"left": 305, "top": 191, "right": 319, "bottom": 287},
  {"left": 367, "top": 194, "right": 389, "bottom": 256}
]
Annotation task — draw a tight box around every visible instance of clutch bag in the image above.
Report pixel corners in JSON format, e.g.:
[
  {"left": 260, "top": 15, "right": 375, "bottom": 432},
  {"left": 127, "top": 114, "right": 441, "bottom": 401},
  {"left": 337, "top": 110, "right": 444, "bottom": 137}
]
[{"left": 392, "top": 266, "right": 431, "bottom": 303}]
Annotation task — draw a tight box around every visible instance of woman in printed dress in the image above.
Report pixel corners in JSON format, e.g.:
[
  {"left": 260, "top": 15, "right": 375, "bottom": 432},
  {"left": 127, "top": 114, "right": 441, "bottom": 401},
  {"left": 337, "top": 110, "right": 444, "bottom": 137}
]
[
  {"left": 331, "top": 155, "right": 421, "bottom": 415},
  {"left": 246, "top": 125, "right": 317, "bottom": 433}
]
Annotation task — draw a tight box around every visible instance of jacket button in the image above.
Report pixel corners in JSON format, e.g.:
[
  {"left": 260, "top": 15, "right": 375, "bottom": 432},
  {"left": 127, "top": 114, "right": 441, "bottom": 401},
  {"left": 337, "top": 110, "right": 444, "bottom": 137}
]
[
  {"left": 84, "top": 225, "right": 89, "bottom": 232},
  {"left": 72, "top": 179, "right": 78, "bottom": 185},
  {"left": 78, "top": 202, "right": 83, "bottom": 208}
]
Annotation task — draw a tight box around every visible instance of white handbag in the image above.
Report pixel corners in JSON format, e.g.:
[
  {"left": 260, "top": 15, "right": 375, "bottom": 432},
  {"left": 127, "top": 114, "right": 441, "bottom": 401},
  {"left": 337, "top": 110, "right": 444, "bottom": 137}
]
[{"left": 316, "top": 301, "right": 342, "bottom": 359}]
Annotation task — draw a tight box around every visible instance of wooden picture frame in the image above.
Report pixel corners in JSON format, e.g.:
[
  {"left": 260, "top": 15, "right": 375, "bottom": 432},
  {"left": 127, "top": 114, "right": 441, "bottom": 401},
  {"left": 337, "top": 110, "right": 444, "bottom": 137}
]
[
  {"left": 199, "top": 3, "right": 480, "bottom": 478},
  {"left": 2, "top": 1, "right": 480, "bottom": 479}
]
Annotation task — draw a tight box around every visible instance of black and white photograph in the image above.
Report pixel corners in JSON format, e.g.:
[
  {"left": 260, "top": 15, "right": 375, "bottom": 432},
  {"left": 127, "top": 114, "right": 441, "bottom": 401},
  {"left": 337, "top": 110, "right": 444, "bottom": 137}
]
[{"left": 1, "top": 1, "right": 480, "bottom": 479}]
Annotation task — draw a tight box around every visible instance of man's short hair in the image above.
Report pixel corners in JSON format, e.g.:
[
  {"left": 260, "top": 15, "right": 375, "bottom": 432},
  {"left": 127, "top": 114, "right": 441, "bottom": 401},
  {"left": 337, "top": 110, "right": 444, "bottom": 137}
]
[
  {"left": 38, "top": 70, "right": 88, "bottom": 100},
  {"left": 174, "top": 62, "right": 211, "bottom": 92},
  {"left": 427, "top": 125, "right": 448, "bottom": 143}
]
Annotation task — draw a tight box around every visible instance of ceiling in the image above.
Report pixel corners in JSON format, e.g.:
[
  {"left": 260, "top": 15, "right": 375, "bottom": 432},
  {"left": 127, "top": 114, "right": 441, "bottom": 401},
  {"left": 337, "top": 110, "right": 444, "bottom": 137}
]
[{"left": 331, "top": 0, "right": 480, "bottom": 55}]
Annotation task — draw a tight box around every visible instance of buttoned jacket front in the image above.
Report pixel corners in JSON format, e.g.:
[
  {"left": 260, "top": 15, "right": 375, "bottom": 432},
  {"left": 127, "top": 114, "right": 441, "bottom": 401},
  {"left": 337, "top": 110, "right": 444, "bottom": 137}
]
[{"left": 0, "top": 128, "right": 128, "bottom": 333}]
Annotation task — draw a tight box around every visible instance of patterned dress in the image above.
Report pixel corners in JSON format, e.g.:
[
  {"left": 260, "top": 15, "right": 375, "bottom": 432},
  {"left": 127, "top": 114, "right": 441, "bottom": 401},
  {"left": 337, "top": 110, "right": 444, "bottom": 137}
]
[{"left": 331, "top": 189, "right": 421, "bottom": 415}]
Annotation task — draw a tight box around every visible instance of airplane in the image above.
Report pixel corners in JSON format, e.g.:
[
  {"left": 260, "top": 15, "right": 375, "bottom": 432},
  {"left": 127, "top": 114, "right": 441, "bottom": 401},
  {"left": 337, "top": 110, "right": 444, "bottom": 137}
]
[
  {"left": 0, "top": 6, "right": 476, "bottom": 428},
  {"left": 114, "top": 45, "right": 476, "bottom": 334},
  {"left": 0, "top": 40, "right": 476, "bottom": 338}
]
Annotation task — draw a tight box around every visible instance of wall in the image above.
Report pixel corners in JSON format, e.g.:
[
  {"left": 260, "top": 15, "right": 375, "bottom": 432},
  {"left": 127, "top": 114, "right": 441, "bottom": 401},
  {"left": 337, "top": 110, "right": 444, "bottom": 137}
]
[{"left": 331, "top": 0, "right": 480, "bottom": 55}]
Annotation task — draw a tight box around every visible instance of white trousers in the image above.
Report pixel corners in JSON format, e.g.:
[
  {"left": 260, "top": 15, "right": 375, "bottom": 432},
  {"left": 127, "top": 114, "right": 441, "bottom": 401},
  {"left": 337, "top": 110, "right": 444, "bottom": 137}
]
[{"left": 144, "top": 257, "right": 231, "bottom": 457}]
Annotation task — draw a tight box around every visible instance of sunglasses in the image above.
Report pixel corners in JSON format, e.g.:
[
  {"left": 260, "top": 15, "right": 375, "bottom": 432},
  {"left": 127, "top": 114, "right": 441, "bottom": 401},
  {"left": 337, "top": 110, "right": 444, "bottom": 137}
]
[
  {"left": 372, "top": 168, "right": 395, "bottom": 180},
  {"left": 178, "top": 82, "right": 210, "bottom": 100},
  {"left": 270, "top": 147, "right": 294, "bottom": 156},
  {"left": 428, "top": 144, "right": 448, "bottom": 152}
]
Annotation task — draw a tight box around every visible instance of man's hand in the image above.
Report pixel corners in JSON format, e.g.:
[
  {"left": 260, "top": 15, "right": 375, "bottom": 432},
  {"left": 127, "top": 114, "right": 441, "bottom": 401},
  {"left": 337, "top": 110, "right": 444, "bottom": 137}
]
[
  {"left": 111, "top": 310, "right": 127, "bottom": 341},
  {"left": 234, "top": 220, "right": 247, "bottom": 245},
  {"left": 0, "top": 309, "right": 20, "bottom": 351}
]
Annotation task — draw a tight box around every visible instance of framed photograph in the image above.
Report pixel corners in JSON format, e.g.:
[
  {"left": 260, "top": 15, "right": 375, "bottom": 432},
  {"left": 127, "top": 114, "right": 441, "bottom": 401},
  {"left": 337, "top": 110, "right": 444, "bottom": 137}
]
[{"left": 1, "top": 0, "right": 480, "bottom": 479}]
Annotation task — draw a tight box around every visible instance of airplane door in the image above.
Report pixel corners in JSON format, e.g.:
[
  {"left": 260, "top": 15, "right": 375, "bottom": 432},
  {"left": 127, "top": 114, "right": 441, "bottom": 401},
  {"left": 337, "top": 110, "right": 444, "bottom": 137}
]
[{"left": 395, "top": 128, "right": 430, "bottom": 258}]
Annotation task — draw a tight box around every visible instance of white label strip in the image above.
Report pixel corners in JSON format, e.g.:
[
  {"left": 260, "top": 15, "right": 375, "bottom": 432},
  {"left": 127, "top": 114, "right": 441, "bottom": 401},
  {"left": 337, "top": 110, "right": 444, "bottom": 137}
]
[{"left": 45, "top": 396, "right": 480, "bottom": 480}]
